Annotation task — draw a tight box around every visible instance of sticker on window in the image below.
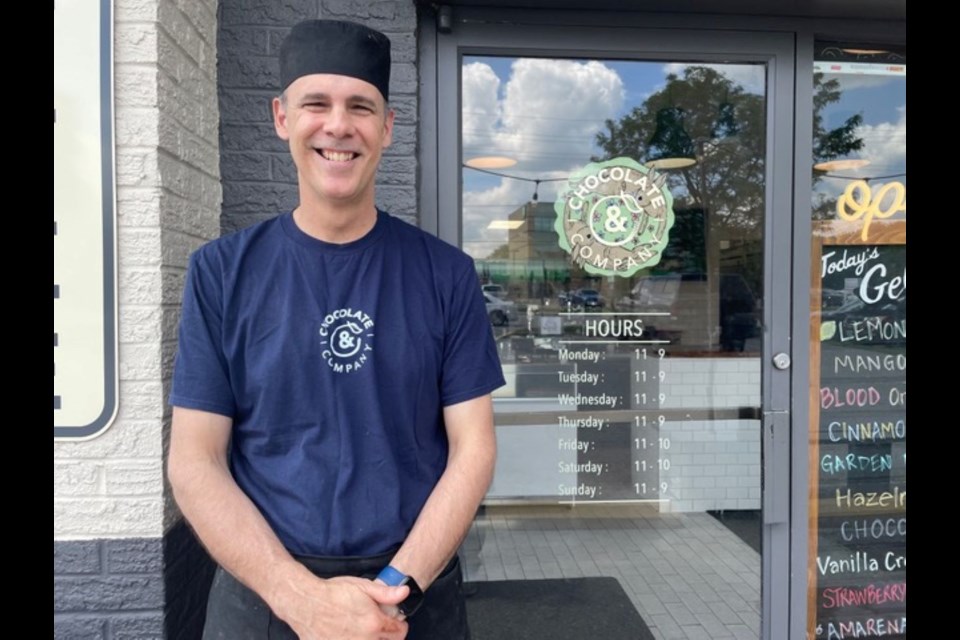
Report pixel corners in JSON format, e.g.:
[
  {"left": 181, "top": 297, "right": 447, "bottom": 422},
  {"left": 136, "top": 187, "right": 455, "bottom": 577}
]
[{"left": 554, "top": 158, "right": 675, "bottom": 277}]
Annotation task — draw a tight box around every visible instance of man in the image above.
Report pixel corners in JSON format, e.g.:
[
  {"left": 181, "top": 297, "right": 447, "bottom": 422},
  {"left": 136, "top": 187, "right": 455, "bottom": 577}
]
[{"left": 168, "top": 19, "right": 505, "bottom": 640}]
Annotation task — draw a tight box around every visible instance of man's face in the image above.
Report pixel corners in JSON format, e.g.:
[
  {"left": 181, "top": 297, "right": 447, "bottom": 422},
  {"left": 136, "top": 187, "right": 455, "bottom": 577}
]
[{"left": 273, "top": 73, "right": 394, "bottom": 210}]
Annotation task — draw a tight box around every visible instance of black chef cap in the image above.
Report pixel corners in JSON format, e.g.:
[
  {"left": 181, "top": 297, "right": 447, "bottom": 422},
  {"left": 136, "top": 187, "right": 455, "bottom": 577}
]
[{"left": 279, "top": 20, "right": 391, "bottom": 101}]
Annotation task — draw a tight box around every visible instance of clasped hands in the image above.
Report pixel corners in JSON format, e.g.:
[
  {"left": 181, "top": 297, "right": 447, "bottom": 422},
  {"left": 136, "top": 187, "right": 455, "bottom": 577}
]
[{"left": 275, "top": 574, "right": 410, "bottom": 640}]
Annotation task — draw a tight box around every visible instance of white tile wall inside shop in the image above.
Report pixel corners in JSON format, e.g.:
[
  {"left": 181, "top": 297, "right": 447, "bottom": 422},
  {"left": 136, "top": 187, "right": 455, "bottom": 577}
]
[
  {"left": 659, "top": 419, "right": 761, "bottom": 513},
  {"left": 656, "top": 358, "right": 762, "bottom": 513},
  {"left": 661, "top": 358, "right": 761, "bottom": 410}
]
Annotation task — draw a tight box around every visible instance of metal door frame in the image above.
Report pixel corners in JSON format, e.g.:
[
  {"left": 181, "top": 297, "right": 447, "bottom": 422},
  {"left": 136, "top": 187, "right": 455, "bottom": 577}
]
[{"left": 422, "top": 10, "right": 796, "bottom": 637}]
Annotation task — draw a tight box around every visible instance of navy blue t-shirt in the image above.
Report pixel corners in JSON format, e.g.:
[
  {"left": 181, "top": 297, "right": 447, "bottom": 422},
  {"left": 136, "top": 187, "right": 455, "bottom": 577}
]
[{"left": 170, "top": 211, "right": 505, "bottom": 556}]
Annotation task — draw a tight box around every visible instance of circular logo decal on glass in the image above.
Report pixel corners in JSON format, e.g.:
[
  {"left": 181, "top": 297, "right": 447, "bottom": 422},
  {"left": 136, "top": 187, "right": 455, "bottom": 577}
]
[{"left": 554, "top": 158, "right": 675, "bottom": 277}]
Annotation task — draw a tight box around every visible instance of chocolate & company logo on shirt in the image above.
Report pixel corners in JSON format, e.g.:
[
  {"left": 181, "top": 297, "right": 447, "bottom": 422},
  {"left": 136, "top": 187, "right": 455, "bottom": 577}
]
[
  {"left": 318, "top": 308, "right": 374, "bottom": 373},
  {"left": 554, "top": 157, "right": 675, "bottom": 277}
]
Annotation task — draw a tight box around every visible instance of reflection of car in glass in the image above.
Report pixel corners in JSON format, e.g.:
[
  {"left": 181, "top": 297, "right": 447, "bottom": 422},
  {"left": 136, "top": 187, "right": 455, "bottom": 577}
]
[
  {"left": 821, "top": 289, "right": 866, "bottom": 316},
  {"left": 482, "top": 283, "right": 506, "bottom": 297},
  {"left": 558, "top": 288, "right": 604, "bottom": 310},
  {"left": 718, "top": 274, "right": 761, "bottom": 352},
  {"left": 484, "top": 293, "right": 518, "bottom": 326},
  {"left": 820, "top": 288, "right": 905, "bottom": 345},
  {"left": 623, "top": 273, "right": 761, "bottom": 351}
]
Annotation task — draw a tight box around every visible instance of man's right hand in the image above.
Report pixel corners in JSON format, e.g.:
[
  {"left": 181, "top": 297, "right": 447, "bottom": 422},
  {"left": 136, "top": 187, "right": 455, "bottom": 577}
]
[
  {"left": 273, "top": 573, "right": 410, "bottom": 640},
  {"left": 169, "top": 408, "right": 407, "bottom": 638}
]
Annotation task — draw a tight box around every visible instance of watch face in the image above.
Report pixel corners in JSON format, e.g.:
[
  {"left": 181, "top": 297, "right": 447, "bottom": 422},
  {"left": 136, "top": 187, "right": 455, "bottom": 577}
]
[{"left": 398, "top": 578, "right": 425, "bottom": 618}]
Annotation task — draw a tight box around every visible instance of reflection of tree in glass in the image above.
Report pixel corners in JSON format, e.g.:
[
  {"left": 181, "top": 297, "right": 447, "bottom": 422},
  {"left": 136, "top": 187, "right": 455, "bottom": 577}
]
[
  {"left": 594, "top": 67, "right": 865, "bottom": 225},
  {"left": 594, "top": 67, "right": 764, "bottom": 233},
  {"left": 593, "top": 66, "right": 766, "bottom": 323},
  {"left": 813, "top": 74, "right": 864, "bottom": 165},
  {"left": 812, "top": 73, "right": 866, "bottom": 219}
]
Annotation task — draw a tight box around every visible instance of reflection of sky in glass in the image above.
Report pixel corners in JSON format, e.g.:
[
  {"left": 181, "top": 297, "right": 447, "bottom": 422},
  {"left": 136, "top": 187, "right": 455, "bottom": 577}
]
[
  {"left": 813, "top": 66, "right": 906, "bottom": 206},
  {"left": 461, "top": 57, "right": 765, "bottom": 259}
]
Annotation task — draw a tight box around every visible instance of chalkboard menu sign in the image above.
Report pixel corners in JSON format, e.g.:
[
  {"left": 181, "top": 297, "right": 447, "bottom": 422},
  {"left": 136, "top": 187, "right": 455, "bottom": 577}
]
[{"left": 809, "top": 222, "right": 906, "bottom": 639}]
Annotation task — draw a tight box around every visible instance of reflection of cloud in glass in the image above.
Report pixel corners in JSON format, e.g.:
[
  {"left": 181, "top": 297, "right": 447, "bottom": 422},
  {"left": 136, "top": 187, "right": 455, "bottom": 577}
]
[
  {"left": 462, "top": 173, "right": 567, "bottom": 259},
  {"left": 815, "top": 105, "right": 905, "bottom": 203},
  {"left": 664, "top": 63, "right": 765, "bottom": 95},
  {"left": 463, "top": 178, "right": 524, "bottom": 259},
  {"left": 462, "top": 58, "right": 624, "bottom": 172},
  {"left": 856, "top": 105, "right": 906, "bottom": 176},
  {"left": 462, "top": 57, "right": 625, "bottom": 258},
  {"left": 463, "top": 62, "right": 501, "bottom": 149}
]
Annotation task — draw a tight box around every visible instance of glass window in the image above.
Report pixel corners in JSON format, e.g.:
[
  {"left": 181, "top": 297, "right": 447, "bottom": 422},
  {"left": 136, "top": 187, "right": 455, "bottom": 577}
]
[{"left": 807, "top": 43, "right": 907, "bottom": 639}]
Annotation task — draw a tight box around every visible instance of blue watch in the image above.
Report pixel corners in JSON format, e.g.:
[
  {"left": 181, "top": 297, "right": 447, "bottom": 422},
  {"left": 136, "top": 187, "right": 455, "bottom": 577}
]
[{"left": 376, "top": 565, "right": 425, "bottom": 617}]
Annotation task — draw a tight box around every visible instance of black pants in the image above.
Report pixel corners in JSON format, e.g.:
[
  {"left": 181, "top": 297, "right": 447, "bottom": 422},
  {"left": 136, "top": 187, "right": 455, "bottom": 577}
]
[{"left": 202, "top": 551, "right": 470, "bottom": 639}]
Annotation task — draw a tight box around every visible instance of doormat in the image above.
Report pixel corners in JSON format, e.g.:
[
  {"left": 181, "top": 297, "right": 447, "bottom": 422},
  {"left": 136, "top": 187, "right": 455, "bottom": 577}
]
[
  {"left": 464, "top": 577, "right": 655, "bottom": 640},
  {"left": 708, "top": 509, "right": 762, "bottom": 554}
]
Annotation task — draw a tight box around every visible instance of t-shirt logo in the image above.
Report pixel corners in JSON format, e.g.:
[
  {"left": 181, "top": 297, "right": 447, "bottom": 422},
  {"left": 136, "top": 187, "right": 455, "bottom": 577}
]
[{"left": 319, "top": 308, "right": 375, "bottom": 373}]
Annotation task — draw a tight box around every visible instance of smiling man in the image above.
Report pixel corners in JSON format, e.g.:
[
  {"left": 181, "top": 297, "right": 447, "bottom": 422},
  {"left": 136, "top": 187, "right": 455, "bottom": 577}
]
[{"left": 167, "top": 20, "right": 504, "bottom": 640}]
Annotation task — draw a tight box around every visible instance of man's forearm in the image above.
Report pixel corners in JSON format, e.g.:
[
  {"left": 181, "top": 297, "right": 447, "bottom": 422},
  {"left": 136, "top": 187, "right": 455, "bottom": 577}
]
[
  {"left": 386, "top": 396, "right": 497, "bottom": 588},
  {"left": 169, "top": 415, "right": 410, "bottom": 639},
  {"left": 168, "top": 437, "right": 311, "bottom": 611}
]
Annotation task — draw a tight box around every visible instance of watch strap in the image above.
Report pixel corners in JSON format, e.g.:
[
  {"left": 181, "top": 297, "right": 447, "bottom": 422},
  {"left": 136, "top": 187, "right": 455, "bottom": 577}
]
[
  {"left": 376, "top": 565, "right": 425, "bottom": 618},
  {"left": 376, "top": 565, "right": 409, "bottom": 587}
]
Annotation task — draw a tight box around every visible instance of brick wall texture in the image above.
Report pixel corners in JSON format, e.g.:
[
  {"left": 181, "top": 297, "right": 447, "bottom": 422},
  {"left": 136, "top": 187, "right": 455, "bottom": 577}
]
[
  {"left": 54, "top": 538, "right": 165, "bottom": 639},
  {"left": 54, "top": 523, "right": 215, "bottom": 640},
  {"left": 218, "top": 0, "right": 420, "bottom": 235},
  {"left": 55, "top": 0, "right": 222, "bottom": 537}
]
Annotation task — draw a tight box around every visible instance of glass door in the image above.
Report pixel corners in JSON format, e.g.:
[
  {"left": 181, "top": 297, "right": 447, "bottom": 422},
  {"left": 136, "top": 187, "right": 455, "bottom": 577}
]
[{"left": 430, "top": 21, "right": 795, "bottom": 640}]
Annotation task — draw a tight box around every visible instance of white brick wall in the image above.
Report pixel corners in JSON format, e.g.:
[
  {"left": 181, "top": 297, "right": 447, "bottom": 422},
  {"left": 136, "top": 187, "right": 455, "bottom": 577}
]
[{"left": 53, "top": 0, "right": 221, "bottom": 541}]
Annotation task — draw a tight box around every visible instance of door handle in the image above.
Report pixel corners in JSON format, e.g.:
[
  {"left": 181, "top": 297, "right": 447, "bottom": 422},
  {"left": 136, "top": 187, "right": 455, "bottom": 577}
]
[{"left": 762, "top": 410, "right": 789, "bottom": 525}]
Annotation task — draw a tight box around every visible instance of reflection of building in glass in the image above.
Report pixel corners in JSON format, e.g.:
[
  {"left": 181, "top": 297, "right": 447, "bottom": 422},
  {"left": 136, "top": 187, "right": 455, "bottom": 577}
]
[
  {"left": 477, "top": 202, "right": 570, "bottom": 301},
  {"left": 488, "top": 202, "right": 565, "bottom": 263},
  {"left": 509, "top": 202, "right": 561, "bottom": 260}
]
